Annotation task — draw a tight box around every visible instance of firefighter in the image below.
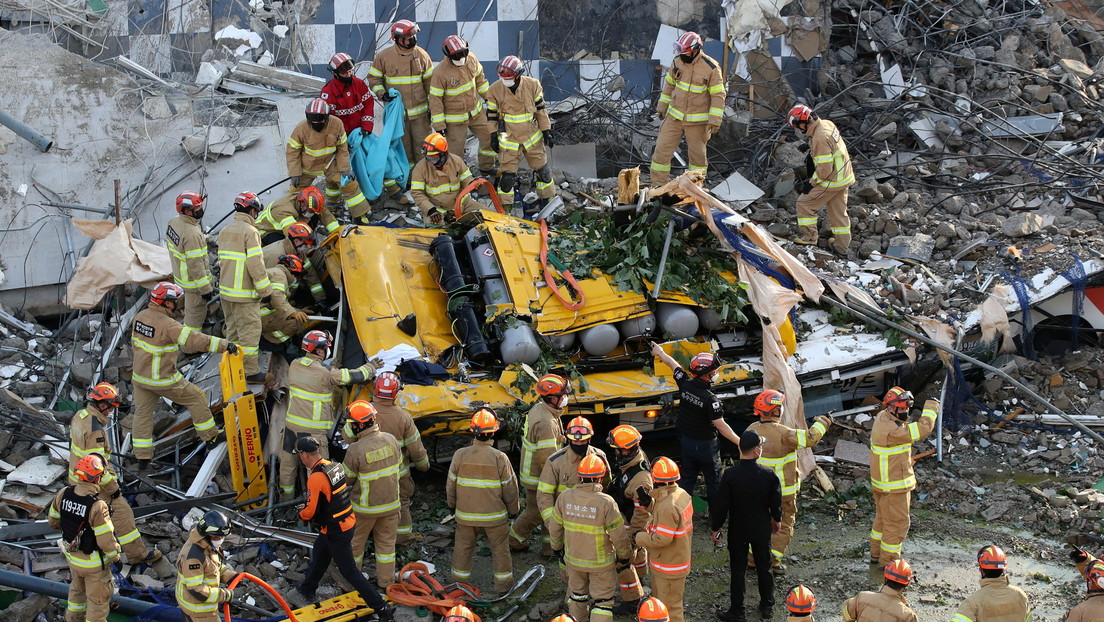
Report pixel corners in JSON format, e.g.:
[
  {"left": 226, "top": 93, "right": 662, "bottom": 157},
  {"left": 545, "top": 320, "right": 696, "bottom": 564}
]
[
  {"left": 256, "top": 186, "right": 338, "bottom": 246},
  {"left": 952, "top": 545, "right": 1030, "bottom": 622},
  {"left": 217, "top": 191, "right": 271, "bottom": 382},
  {"left": 410, "top": 132, "right": 483, "bottom": 224},
  {"left": 1068, "top": 551, "right": 1104, "bottom": 622},
  {"left": 509, "top": 373, "right": 568, "bottom": 555},
  {"left": 370, "top": 371, "right": 430, "bottom": 546},
  {"left": 278, "top": 330, "right": 376, "bottom": 498},
  {"left": 549, "top": 454, "right": 631, "bottom": 622},
  {"left": 638, "top": 598, "right": 670, "bottom": 622},
  {"left": 175, "top": 511, "right": 237, "bottom": 622},
  {"left": 868, "top": 387, "right": 938, "bottom": 565},
  {"left": 262, "top": 222, "right": 325, "bottom": 304},
  {"left": 131, "top": 282, "right": 234, "bottom": 467},
  {"left": 342, "top": 400, "right": 402, "bottom": 586},
  {"left": 786, "top": 585, "right": 817, "bottom": 621},
  {"left": 47, "top": 454, "right": 120, "bottom": 622},
  {"left": 293, "top": 436, "right": 395, "bottom": 619},
  {"left": 166, "top": 191, "right": 214, "bottom": 328},
  {"left": 633, "top": 457, "right": 693, "bottom": 622},
  {"left": 446, "top": 408, "right": 519, "bottom": 594},
  {"left": 649, "top": 32, "right": 725, "bottom": 185},
  {"left": 788, "top": 103, "right": 855, "bottom": 256},
  {"left": 287, "top": 98, "right": 368, "bottom": 219},
  {"left": 842, "top": 559, "right": 918, "bottom": 622},
  {"left": 605, "top": 425, "right": 651, "bottom": 613},
  {"left": 428, "top": 35, "right": 496, "bottom": 178},
  {"left": 368, "top": 20, "right": 435, "bottom": 164},
  {"left": 745, "top": 389, "right": 832, "bottom": 573},
  {"left": 537, "top": 417, "right": 611, "bottom": 526},
  {"left": 485, "top": 55, "right": 555, "bottom": 211},
  {"left": 320, "top": 52, "right": 375, "bottom": 137},
  {"left": 69, "top": 383, "right": 160, "bottom": 565},
  {"left": 260, "top": 254, "right": 309, "bottom": 349}
]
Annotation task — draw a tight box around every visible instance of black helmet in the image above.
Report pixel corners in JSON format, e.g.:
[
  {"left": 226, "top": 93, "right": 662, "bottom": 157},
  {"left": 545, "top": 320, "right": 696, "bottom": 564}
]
[{"left": 197, "top": 510, "right": 231, "bottom": 539}]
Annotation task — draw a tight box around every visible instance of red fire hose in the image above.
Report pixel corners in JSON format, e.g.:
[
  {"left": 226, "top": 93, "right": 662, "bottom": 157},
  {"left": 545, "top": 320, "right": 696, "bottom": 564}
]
[
  {"left": 223, "top": 572, "right": 299, "bottom": 622},
  {"left": 539, "top": 219, "right": 585, "bottom": 311}
]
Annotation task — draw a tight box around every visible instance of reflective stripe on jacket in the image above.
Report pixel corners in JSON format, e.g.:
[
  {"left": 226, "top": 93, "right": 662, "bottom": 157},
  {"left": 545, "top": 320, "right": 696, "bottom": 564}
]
[
  {"left": 748, "top": 417, "right": 828, "bottom": 496},
  {"left": 344, "top": 426, "right": 403, "bottom": 515},
  {"left": 166, "top": 214, "right": 212, "bottom": 292},
  {"left": 368, "top": 45, "right": 434, "bottom": 118},
  {"left": 286, "top": 355, "right": 367, "bottom": 432},
  {"left": 132, "top": 305, "right": 224, "bottom": 387},
  {"left": 518, "top": 400, "right": 565, "bottom": 488},
  {"left": 446, "top": 439, "right": 519, "bottom": 526},
  {"left": 634, "top": 484, "right": 693, "bottom": 576},
  {"left": 428, "top": 54, "right": 489, "bottom": 126},
  {"left": 549, "top": 482, "right": 631, "bottom": 569},
  {"left": 484, "top": 75, "right": 550, "bottom": 151},
  {"left": 217, "top": 212, "right": 272, "bottom": 301},
  {"left": 175, "top": 528, "right": 235, "bottom": 615},
  {"left": 808, "top": 118, "right": 855, "bottom": 189},
  {"left": 951, "top": 576, "right": 1031, "bottom": 622},
  {"left": 536, "top": 445, "right": 611, "bottom": 522},
  {"left": 657, "top": 52, "right": 725, "bottom": 126},
  {"left": 286, "top": 116, "right": 350, "bottom": 177},
  {"left": 869, "top": 401, "right": 938, "bottom": 492}
]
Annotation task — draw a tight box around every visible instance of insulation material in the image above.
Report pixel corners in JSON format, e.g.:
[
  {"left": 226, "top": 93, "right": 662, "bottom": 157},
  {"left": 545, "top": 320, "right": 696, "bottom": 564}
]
[
  {"left": 979, "top": 287, "right": 1016, "bottom": 355},
  {"left": 723, "top": 0, "right": 790, "bottom": 40},
  {"left": 788, "top": 17, "right": 826, "bottom": 61},
  {"left": 618, "top": 167, "right": 641, "bottom": 205},
  {"left": 65, "top": 219, "right": 171, "bottom": 309},
  {"left": 909, "top": 315, "right": 956, "bottom": 367}
]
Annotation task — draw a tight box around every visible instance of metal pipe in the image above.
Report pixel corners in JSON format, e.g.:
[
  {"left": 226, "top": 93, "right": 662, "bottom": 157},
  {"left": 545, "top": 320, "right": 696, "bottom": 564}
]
[
  {"left": 0, "top": 569, "right": 155, "bottom": 615},
  {"left": 44, "top": 201, "right": 114, "bottom": 215},
  {"left": 652, "top": 218, "right": 676, "bottom": 298},
  {"left": 0, "top": 109, "right": 53, "bottom": 152}
]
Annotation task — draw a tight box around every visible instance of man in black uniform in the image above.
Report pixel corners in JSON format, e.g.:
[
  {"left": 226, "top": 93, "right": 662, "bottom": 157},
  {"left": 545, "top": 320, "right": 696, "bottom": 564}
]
[
  {"left": 650, "top": 342, "right": 741, "bottom": 505},
  {"left": 711, "top": 431, "right": 782, "bottom": 622}
]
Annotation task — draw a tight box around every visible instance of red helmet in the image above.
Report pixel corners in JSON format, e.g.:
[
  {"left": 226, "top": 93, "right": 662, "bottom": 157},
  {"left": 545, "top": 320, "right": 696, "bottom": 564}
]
[
  {"left": 277, "top": 254, "right": 305, "bottom": 277},
  {"left": 673, "top": 32, "right": 702, "bottom": 55},
  {"left": 753, "top": 389, "right": 785, "bottom": 418},
  {"left": 285, "top": 222, "right": 316, "bottom": 249},
  {"left": 536, "top": 374, "right": 570, "bottom": 398},
  {"left": 787, "top": 104, "right": 813, "bottom": 129},
  {"left": 87, "top": 382, "right": 121, "bottom": 407},
  {"left": 328, "top": 52, "right": 354, "bottom": 74},
  {"left": 443, "top": 35, "right": 469, "bottom": 61},
  {"left": 176, "top": 191, "right": 206, "bottom": 215},
  {"left": 497, "top": 55, "right": 524, "bottom": 79},
  {"left": 977, "top": 545, "right": 1007, "bottom": 570},
  {"left": 651, "top": 456, "right": 680, "bottom": 483},
  {"left": 234, "top": 191, "right": 262, "bottom": 213},
  {"left": 373, "top": 371, "right": 402, "bottom": 400},
  {"left": 297, "top": 186, "right": 325, "bottom": 214},
  {"left": 301, "top": 329, "right": 332, "bottom": 355},
  {"left": 884, "top": 559, "right": 913, "bottom": 586},
  {"left": 75, "top": 453, "right": 107, "bottom": 483},
  {"left": 391, "top": 19, "right": 419, "bottom": 39},
  {"left": 470, "top": 407, "right": 500, "bottom": 434},
  {"left": 565, "top": 416, "right": 594, "bottom": 442},
  {"left": 347, "top": 400, "right": 377, "bottom": 423},
  {"left": 688, "top": 352, "right": 720, "bottom": 376},
  {"left": 883, "top": 387, "right": 914, "bottom": 409},
  {"left": 150, "top": 281, "right": 183, "bottom": 307},
  {"left": 577, "top": 454, "right": 607, "bottom": 479},
  {"left": 785, "top": 585, "right": 816, "bottom": 614},
  {"left": 306, "top": 98, "right": 331, "bottom": 125}
]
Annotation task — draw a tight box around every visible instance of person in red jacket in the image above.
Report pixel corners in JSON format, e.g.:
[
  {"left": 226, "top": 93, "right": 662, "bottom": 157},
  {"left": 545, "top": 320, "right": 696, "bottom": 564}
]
[{"left": 320, "top": 53, "right": 375, "bottom": 136}]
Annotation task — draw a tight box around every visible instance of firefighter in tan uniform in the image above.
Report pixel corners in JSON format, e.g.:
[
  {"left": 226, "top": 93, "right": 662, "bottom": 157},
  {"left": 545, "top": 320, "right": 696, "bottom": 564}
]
[
  {"left": 843, "top": 560, "right": 918, "bottom": 622},
  {"left": 166, "top": 191, "right": 214, "bottom": 328},
  {"left": 217, "top": 192, "right": 272, "bottom": 381},
  {"left": 279, "top": 330, "right": 375, "bottom": 498},
  {"left": 633, "top": 457, "right": 694, "bottom": 622},
  {"left": 650, "top": 32, "right": 725, "bottom": 185},
  {"left": 175, "top": 511, "right": 237, "bottom": 622},
  {"left": 953, "top": 545, "right": 1030, "bottom": 622},
  {"left": 447, "top": 408, "right": 519, "bottom": 594},
  {"left": 868, "top": 387, "right": 938, "bottom": 565},
  {"left": 788, "top": 103, "right": 855, "bottom": 256},
  {"left": 69, "top": 383, "right": 160, "bottom": 565},
  {"left": 410, "top": 133, "right": 483, "bottom": 223},
  {"left": 48, "top": 454, "right": 120, "bottom": 622},
  {"left": 745, "top": 389, "right": 831, "bottom": 573},
  {"left": 550, "top": 455, "right": 632, "bottom": 622},
  {"left": 256, "top": 186, "right": 339, "bottom": 246},
  {"left": 605, "top": 425, "right": 651, "bottom": 613},
  {"left": 537, "top": 417, "right": 611, "bottom": 525},
  {"left": 368, "top": 20, "right": 435, "bottom": 162},
  {"left": 262, "top": 222, "right": 325, "bottom": 304},
  {"left": 260, "top": 254, "right": 309, "bottom": 348},
  {"left": 342, "top": 400, "right": 402, "bottom": 586},
  {"left": 429, "top": 35, "right": 496, "bottom": 177},
  {"left": 287, "top": 99, "right": 368, "bottom": 218},
  {"left": 1068, "top": 551, "right": 1104, "bottom": 622},
  {"left": 131, "top": 282, "right": 232, "bottom": 466},
  {"left": 509, "top": 374, "right": 568, "bottom": 555},
  {"left": 485, "top": 56, "right": 555, "bottom": 210},
  {"left": 786, "top": 585, "right": 818, "bottom": 621},
  {"left": 370, "top": 372, "right": 430, "bottom": 546}
]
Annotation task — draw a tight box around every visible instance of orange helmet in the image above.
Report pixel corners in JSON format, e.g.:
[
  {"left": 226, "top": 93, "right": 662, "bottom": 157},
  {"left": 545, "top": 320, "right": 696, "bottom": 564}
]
[
  {"left": 176, "top": 191, "right": 206, "bottom": 215},
  {"left": 884, "top": 559, "right": 913, "bottom": 586},
  {"left": 278, "top": 254, "right": 305, "bottom": 277},
  {"left": 470, "top": 407, "right": 500, "bottom": 434},
  {"left": 234, "top": 191, "right": 262, "bottom": 212},
  {"left": 565, "top": 416, "right": 594, "bottom": 442},
  {"left": 285, "top": 222, "right": 316, "bottom": 249},
  {"left": 74, "top": 453, "right": 107, "bottom": 483},
  {"left": 301, "top": 329, "right": 332, "bottom": 355},
  {"left": 883, "top": 387, "right": 914, "bottom": 409},
  {"left": 87, "top": 382, "right": 121, "bottom": 407},
  {"left": 754, "top": 389, "right": 785, "bottom": 418},
  {"left": 577, "top": 454, "right": 607, "bottom": 479},
  {"left": 637, "top": 597, "right": 669, "bottom": 622},
  {"left": 297, "top": 186, "right": 325, "bottom": 214},
  {"left": 651, "top": 457, "right": 680, "bottom": 483},
  {"left": 149, "top": 281, "right": 184, "bottom": 307},
  {"left": 444, "top": 604, "right": 476, "bottom": 622},
  {"left": 346, "top": 400, "right": 377, "bottom": 424},
  {"left": 422, "top": 132, "right": 448, "bottom": 154},
  {"left": 536, "top": 374, "right": 570, "bottom": 398},
  {"left": 607, "top": 425, "right": 642, "bottom": 450},
  {"left": 373, "top": 371, "right": 402, "bottom": 400},
  {"left": 497, "top": 55, "right": 524, "bottom": 79},
  {"left": 977, "top": 545, "right": 1007, "bottom": 570},
  {"left": 328, "top": 52, "right": 354, "bottom": 74},
  {"left": 688, "top": 352, "right": 719, "bottom": 376},
  {"left": 1088, "top": 560, "right": 1104, "bottom": 592},
  {"left": 785, "top": 585, "right": 816, "bottom": 614},
  {"left": 787, "top": 104, "right": 813, "bottom": 129},
  {"left": 673, "top": 32, "right": 702, "bottom": 56},
  {"left": 550, "top": 616, "right": 577, "bottom": 622},
  {"left": 442, "top": 35, "right": 469, "bottom": 61}
]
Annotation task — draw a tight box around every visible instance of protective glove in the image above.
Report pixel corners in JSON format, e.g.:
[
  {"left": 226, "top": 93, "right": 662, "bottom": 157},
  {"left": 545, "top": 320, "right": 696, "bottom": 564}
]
[
  {"left": 804, "top": 153, "right": 814, "bottom": 177},
  {"left": 815, "top": 415, "right": 832, "bottom": 429},
  {"left": 378, "top": 90, "right": 395, "bottom": 102},
  {"left": 202, "top": 290, "right": 216, "bottom": 302},
  {"left": 707, "top": 124, "right": 720, "bottom": 140},
  {"left": 428, "top": 207, "right": 447, "bottom": 224},
  {"left": 542, "top": 129, "right": 554, "bottom": 149},
  {"left": 340, "top": 172, "right": 354, "bottom": 186},
  {"left": 635, "top": 485, "right": 652, "bottom": 508},
  {"left": 552, "top": 549, "right": 564, "bottom": 566},
  {"left": 490, "top": 133, "right": 500, "bottom": 153},
  {"left": 1072, "top": 549, "right": 1090, "bottom": 563},
  {"left": 795, "top": 179, "right": 813, "bottom": 195},
  {"left": 657, "top": 108, "right": 666, "bottom": 121},
  {"left": 292, "top": 310, "right": 310, "bottom": 324},
  {"left": 615, "top": 558, "right": 630, "bottom": 572},
  {"left": 797, "top": 141, "right": 810, "bottom": 153},
  {"left": 221, "top": 587, "right": 234, "bottom": 603},
  {"left": 226, "top": 343, "right": 239, "bottom": 355},
  {"left": 433, "top": 126, "right": 446, "bottom": 134},
  {"left": 260, "top": 295, "right": 272, "bottom": 306}
]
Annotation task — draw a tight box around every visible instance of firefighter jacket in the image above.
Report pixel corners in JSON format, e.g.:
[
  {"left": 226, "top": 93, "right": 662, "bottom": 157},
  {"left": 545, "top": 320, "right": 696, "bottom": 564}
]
[
  {"left": 286, "top": 116, "right": 351, "bottom": 178},
  {"left": 166, "top": 214, "right": 213, "bottom": 294},
  {"left": 843, "top": 585, "right": 918, "bottom": 622},
  {"left": 344, "top": 425, "right": 403, "bottom": 516},
  {"left": 428, "top": 53, "right": 490, "bottom": 128},
  {"left": 260, "top": 266, "right": 299, "bottom": 343},
  {"left": 657, "top": 52, "right": 725, "bottom": 127},
  {"left": 951, "top": 576, "right": 1030, "bottom": 622},
  {"left": 175, "top": 528, "right": 235, "bottom": 617},
  {"left": 300, "top": 458, "right": 356, "bottom": 534},
  {"left": 633, "top": 484, "right": 693, "bottom": 577},
  {"left": 217, "top": 212, "right": 272, "bottom": 301},
  {"left": 549, "top": 482, "right": 631, "bottom": 569},
  {"left": 806, "top": 118, "right": 855, "bottom": 189},
  {"left": 68, "top": 407, "right": 119, "bottom": 489},
  {"left": 518, "top": 400, "right": 565, "bottom": 489},
  {"left": 262, "top": 238, "right": 323, "bottom": 300},
  {"left": 375, "top": 402, "right": 430, "bottom": 476},
  {"left": 48, "top": 482, "right": 119, "bottom": 570},
  {"left": 132, "top": 304, "right": 226, "bottom": 388},
  {"left": 446, "top": 438, "right": 519, "bottom": 526},
  {"left": 410, "top": 153, "right": 474, "bottom": 217},
  {"left": 368, "top": 44, "right": 434, "bottom": 120},
  {"left": 869, "top": 400, "right": 938, "bottom": 494},
  {"left": 286, "top": 353, "right": 373, "bottom": 434},
  {"left": 256, "top": 192, "right": 339, "bottom": 237},
  {"left": 747, "top": 416, "right": 829, "bottom": 496},
  {"left": 485, "top": 76, "right": 550, "bottom": 151},
  {"left": 608, "top": 451, "right": 653, "bottom": 534},
  {"left": 320, "top": 76, "right": 376, "bottom": 135},
  {"left": 1066, "top": 593, "right": 1104, "bottom": 622},
  {"left": 537, "top": 445, "right": 611, "bottom": 522}
]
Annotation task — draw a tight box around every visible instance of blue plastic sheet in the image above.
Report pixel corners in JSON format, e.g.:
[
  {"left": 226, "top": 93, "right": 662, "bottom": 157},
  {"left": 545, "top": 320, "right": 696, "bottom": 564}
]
[{"left": 348, "top": 88, "right": 410, "bottom": 201}]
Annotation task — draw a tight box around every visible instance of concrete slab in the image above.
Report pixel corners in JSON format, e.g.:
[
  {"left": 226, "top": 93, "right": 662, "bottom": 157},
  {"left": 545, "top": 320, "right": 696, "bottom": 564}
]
[
  {"left": 833, "top": 439, "right": 871, "bottom": 465},
  {"left": 548, "top": 143, "right": 597, "bottom": 179},
  {"left": 710, "top": 169, "right": 764, "bottom": 207},
  {"left": 7, "top": 454, "right": 65, "bottom": 486}
]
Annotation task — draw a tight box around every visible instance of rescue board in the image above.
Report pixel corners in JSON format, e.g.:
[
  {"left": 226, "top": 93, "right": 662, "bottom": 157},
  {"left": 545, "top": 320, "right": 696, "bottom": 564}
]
[
  {"left": 219, "top": 350, "right": 268, "bottom": 509},
  {"left": 282, "top": 592, "right": 378, "bottom": 621}
]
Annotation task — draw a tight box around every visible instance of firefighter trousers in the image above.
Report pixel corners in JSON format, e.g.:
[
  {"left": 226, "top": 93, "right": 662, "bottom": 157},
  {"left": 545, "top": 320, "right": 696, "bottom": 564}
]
[
  {"left": 402, "top": 114, "right": 434, "bottom": 165},
  {"left": 100, "top": 483, "right": 150, "bottom": 563},
  {"left": 182, "top": 290, "right": 209, "bottom": 329},
  {"left": 652, "top": 573, "right": 687, "bottom": 622},
  {"left": 497, "top": 139, "right": 553, "bottom": 207},
  {"left": 222, "top": 299, "right": 262, "bottom": 375},
  {"left": 770, "top": 493, "right": 798, "bottom": 563},
  {"left": 444, "top": 111, "right": 496, "bottom": 173},
  {"left": 796, "top": 185, "right": 851, "bottom": 252},
  {"left": 567, "top": 564, "right": 617, "bottom": 622},
  {"left": 509, "top": 487, "right": 549, "bottom": 552},
  {"left": 278, "top": 430, "right": 329, "bottom": 496},
  {"left": 351, "top": 512, "right": 399, "bottom": 586},
  {"left": 649, "top": 119, "right": 711, "bottom": 185},
  {"left": 617, "top": 547, "right": 647, "bottom": 602},
  {"left": 451, "top": 522, "right": 515, "bottom": 594},
  {"left": 65, "top": 563, "right": 114, "bottom": 622},
  {"left": 325, "top": 173, "right": 369, "bottom": 218},
  {"left": 132, "top": 379, "right": 218, "bottom": 460},
  {"left": 301, "top": 526, "right": 387, "bottom": 610},
  {"left": 397, "top": 473, "right": 416, "bottom": 545},
  {"left": 870, "top": 489, "right": 911, "bottom": 565}
]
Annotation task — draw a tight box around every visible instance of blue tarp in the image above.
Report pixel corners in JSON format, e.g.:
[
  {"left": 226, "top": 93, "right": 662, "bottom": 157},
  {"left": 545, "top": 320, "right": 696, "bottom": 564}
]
[{"left": 349, "top": 88, "right": 410, "bottom": 201}]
